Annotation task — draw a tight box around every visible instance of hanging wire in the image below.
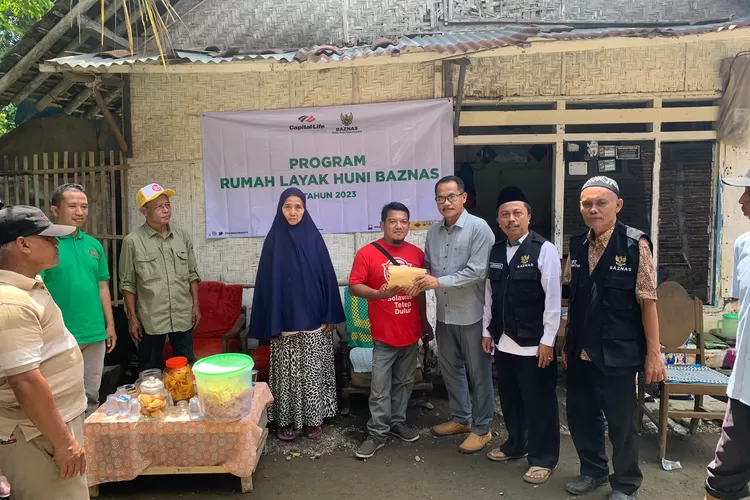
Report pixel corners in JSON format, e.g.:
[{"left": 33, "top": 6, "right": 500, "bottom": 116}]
[{"left": 722, "top": 50, "right": 750, "bottom": 94}]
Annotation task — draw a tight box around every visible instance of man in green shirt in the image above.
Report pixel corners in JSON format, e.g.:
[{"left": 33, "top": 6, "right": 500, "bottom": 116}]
[
  {"left": 40, "top": 184, "right": 117, "bottom": 417},
  {"left": 119, "top": 183, "right": 201, "bottom": 372}
]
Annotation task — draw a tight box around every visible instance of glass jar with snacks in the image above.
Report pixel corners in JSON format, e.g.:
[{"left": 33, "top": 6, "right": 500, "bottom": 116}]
[
  {"left": 139, "top": 368, "right": 162, "bottom": 380},
  {"left": 136, "top": 376, "right": 170, "bottom": 419},
  {"left": 135, "top": 369, "right": 163, "bottom": 392},
  {"left": 164, "top": 356, "right": 194, "bottom": 403}
]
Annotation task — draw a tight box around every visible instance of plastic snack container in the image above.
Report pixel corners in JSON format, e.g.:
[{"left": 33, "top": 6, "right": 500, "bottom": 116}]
[{"left": 193, "top": 353, "right": 254, "bottom": 423}]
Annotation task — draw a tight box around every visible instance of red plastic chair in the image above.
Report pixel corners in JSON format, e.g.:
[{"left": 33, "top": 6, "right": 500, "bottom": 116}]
[{"left": 162, "top": 281, "right": 247, "bottom": 364}]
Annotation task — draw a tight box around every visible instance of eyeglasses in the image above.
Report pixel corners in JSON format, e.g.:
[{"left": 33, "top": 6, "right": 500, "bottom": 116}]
[{"left": 435, "top": 193, "right": 464, "bottom": 204}]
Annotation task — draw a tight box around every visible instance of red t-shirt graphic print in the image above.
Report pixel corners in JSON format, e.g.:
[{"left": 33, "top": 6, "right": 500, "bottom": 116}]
[{"left": 349, "top": 239, "right": 425, "bottom": 347}]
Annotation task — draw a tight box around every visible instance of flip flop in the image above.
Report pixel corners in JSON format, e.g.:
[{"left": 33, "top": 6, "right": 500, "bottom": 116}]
[
  {"left": 305, "top": 426, "right": 323, "bottom": 440},
  {"left": 277, "top": 427, "right": 296, "bottom": 441},
  {"left": 523, "top": 466, "right": 555, "bottom": 485},
  {"left": 486, "top": 448, "right": 528, "bottom": 462}
]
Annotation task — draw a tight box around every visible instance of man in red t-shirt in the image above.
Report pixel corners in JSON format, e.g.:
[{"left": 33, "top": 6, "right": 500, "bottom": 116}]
[{"left": 349, "top": 202, "right": 433, "bottom": 459}]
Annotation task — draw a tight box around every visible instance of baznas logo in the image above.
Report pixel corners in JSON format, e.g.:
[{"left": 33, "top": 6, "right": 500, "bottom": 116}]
[
  {"left": 610, "top": 255, "right": 632, "bottom": 272},
  {"left": 340, "top": 113, "right": 354, "bottom": 126},
  {"left": 334, "top": 112, "right": 361, "bottom": 134},
  {"left": 520, "top": 255, "right": 530, "bottom": 264},
  {"left": 298, "top": 115, "right": 316, "bottom": 123}
]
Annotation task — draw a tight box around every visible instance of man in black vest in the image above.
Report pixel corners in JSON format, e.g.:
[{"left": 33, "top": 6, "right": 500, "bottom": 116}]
[
  {"left": 482, "top": 187, "right": 561, "bottom": 485},
  {"left": 563, "top": 176, "right": 666, "bottom": 500}
]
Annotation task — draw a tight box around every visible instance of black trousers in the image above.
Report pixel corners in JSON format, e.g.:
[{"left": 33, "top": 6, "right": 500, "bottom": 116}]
[
  {"left": 566, "top": 358, "right": 643, "bottom": 496},
  {"left": 706, "top": 398, "right": 750, "bottom": 500},
  {"left": 495, "top": 349, "right": 560, "bottom": 469},
  {"left": 138, "top": 330, "right": 196, "bottom": 372}
]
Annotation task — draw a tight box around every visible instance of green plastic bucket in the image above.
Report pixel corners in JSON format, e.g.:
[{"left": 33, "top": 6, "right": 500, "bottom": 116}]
[{"left": 193, "top": 353, "right": 255, "bottom": 422}]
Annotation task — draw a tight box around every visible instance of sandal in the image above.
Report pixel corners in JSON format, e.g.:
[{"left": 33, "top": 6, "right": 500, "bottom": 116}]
[
  {"left": 523, "top": 466, "right": 555, "bottom": 485},
  {"left": 305, "top": 426, "right": 323, "bottom": 440},
  {"left": 486, "top": 448, "right": 528, "bottom": 462},
  {"left": 277, "top": 427, "right": 296, "bottom": 441}
]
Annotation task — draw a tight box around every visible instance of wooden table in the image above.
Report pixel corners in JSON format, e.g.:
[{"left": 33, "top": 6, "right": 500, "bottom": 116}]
[{"left": 85, "top": 383, "right": 273, "bottom": 496}]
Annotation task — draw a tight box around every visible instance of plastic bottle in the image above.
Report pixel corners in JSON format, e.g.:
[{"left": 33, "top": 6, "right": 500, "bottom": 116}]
[
  {"left": 105, "top": 394, "right": 118, "bottom": 416},
  {"left": 188, "top": 396, "right": 201, "bottom": 420},
  {"left": 128, "top": 398, "right": 141, "bottom": 420}
]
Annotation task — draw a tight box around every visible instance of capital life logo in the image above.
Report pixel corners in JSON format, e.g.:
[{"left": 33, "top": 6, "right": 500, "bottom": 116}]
[
  {"left": 290, "top": 115, "right": 325, "bottom": 131},
  {"left": 334, "top": 112, "right": 362, "bottom": 134}
]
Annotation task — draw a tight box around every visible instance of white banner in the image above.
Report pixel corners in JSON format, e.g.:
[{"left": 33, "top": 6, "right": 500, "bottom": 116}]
[{"left": 200, "top": 98, "right": 454, "bottom": 237}]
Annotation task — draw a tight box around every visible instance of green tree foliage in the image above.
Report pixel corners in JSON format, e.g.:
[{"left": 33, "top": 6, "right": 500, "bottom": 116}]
[{"left": 0, "top": 0, "right": 52, "bottom": 134}]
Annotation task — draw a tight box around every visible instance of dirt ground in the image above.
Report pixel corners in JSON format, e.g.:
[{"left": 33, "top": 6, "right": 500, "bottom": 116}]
[{"left": 92, "top": 381, "right": 722, "bottom": 500}]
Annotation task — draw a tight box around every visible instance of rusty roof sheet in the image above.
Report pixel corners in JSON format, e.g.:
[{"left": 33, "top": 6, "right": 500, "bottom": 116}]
[
  {"left": 42, "top": 17, "right": 750, "bottom": 70},
  {"left": 44, "top": 25, "right": 541, "bottom": 67}
]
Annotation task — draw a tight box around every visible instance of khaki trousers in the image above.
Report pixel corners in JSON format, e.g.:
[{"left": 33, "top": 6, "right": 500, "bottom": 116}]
[
  {"left": 0, "top": 413, "right": 89, "bottom": 500},
  {"left": 80, "top": 340, "right": 106, "bottom": 417}
]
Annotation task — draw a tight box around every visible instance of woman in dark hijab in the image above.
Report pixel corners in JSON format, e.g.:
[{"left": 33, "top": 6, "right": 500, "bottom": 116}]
[{"left": 250, "top": 188, "right": 345, "bottom": 441}]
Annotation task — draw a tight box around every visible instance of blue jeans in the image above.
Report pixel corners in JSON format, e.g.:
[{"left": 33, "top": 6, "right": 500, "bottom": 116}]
[{"left": 138, "top": 330, "right": 195, "bottom": 371}]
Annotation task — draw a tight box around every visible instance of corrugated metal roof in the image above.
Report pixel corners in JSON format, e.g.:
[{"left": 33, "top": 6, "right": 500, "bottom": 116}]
[
  {"left": 539, "top": 17, "right": 750, "bottom": 40},
  {"left": 397, "top": 26, "right": 540, "bottom": 52},
  {"left": 43, "top": 17, "right": 750, "bottom": 69},
  {"left": 45, "top": 50, "right": 299, "bottom": 69},
  {"left": 41, "top": 24, "right": 542, "bottom": 67}
]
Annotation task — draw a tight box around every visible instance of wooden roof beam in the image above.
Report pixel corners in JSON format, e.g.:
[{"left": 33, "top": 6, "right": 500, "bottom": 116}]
[
  {"left": 35, "top": 74, "right": 74, "bottom": 111},
  {"left": 11, "top": 0, "right": 121, "bottom": 106},
  {"left": 92, "top": 86, "right": 127, "bottom": 153},
  {"left": 55, "top": 2, "right": 146, "bottom": 118},
  {"left": 83, "top": 88, "right": 122, "bottom": 118},
  {"left": 78, "top": 15, "right": 130, "bottom": 49},
  {"left": 63, "top": 88, "right": 93, "bottom": 114},
  {"left": 34, "top": 73, "right": 122, "bottom": 112},
  {"left": 0, "top": 0, "right": 100, "bottom": 97}
]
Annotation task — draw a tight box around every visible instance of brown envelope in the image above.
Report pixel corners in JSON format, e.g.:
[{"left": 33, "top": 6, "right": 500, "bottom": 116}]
[{"left": 386, "top": 265, "right": 427, "bottom": 288}]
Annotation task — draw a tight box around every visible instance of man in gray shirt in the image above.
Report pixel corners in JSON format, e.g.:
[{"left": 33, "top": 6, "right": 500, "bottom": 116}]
[{"left": 410, "top": 175, "right": 496, "bottom": 454}]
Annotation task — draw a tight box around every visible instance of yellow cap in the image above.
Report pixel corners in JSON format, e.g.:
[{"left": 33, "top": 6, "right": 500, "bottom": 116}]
[{"left": 136, "top": 183, "right": 176, "bottom": 207}]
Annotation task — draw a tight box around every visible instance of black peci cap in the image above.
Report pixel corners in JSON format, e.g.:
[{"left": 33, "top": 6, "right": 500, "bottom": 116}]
[
  {"left": 496, "top": 186, "right": 529, "bottom": 209},
  {"left": 0, "top": 205, "right": 75, "bottom": 245}
]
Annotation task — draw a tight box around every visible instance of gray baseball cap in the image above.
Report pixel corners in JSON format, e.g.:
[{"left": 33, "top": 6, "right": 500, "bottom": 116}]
[
  {"left": 722, "top": 169, "right": 750, "bottom": 187},
  {"left": 0, "top": 205, "right": 75, "bottom": 245}
]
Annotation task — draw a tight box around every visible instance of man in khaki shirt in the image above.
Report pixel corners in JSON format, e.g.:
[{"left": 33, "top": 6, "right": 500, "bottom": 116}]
[
  {"left": 119, "top": 184, "right": 201, "bottom": 371},
  {"left": 0, "top": 205, "right": 88, "bottom": 500}
]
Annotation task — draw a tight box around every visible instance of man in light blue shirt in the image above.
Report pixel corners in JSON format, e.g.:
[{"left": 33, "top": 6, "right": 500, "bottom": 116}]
[
  {"left": 705, "top": 172, "right": 750, "bottom": 500},
  {"left": 410, "top": 175, "right": 495, "bottom": 454}
]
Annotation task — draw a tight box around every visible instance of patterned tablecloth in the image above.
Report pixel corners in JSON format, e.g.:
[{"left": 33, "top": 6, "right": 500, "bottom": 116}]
[{"left": 85, "top": 383, "right": 273, "bottom": 487}]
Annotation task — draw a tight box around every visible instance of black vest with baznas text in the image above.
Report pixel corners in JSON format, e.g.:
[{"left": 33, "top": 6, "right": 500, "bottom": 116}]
[
  {"left": 488, "top": 231, "right": 547, "bottom": 347},
  {"left": 565, "top": 220, "right": 651, "bottom": 372}
]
